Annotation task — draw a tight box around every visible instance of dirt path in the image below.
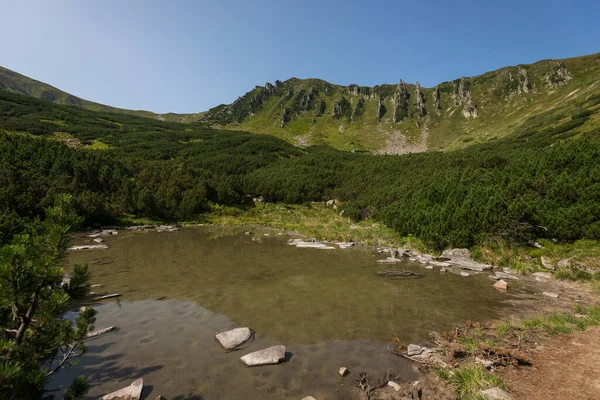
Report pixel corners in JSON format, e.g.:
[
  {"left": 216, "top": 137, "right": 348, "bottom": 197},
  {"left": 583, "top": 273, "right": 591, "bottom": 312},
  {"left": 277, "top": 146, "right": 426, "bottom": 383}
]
[{"left": 500, "top": 326, "right": 600, "bottom": 400}]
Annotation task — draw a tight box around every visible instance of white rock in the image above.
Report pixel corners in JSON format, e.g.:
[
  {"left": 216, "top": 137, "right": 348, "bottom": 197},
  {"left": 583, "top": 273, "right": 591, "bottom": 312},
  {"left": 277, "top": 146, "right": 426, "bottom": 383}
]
[
  {"left": 100, "top": 378, "right": 143, "bottom": 400},
  {"left": 441, "top": 248, "right": 471, "bottom": 259},
  {"left": 336, "top": 242, "right": 354, "bottom": 249},
  {"left": 543, "top": 291, "right": 559, "bottom": 298},
  {"left": 240, "top": 345, "right": 286, "bottom": 366},
  {"left": 388, "top": 381, "right": 401, "bottom": 391},
  {"left": 93, "top": 238, "right": 104, "bottom": 243},
  {"left": 338, "top": 367, "right": 348, "bottom": 376},
  {"left": 215, "top": 327, "right": 252, "bottom": 350},
  {"left": 460, "top": 271, "right": 470, "bottom": 277},
  {"left": 540, "top": 256, "right": 555, "bottom": 270},
  {"left": 533, "top": 272, "right": 552, "bottom": 279},
  {"left": 425, "top": 265, "right": 434, "bottom": 270},
  {"left": 479, "top": 387, "right": 511, "bottom": 399},
  {"left": 440, "top": 267, "right": 447, "bottom": 273}
]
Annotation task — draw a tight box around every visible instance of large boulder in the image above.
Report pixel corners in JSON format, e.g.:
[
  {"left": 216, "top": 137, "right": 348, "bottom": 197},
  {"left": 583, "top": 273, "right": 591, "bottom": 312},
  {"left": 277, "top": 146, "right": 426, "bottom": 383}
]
[
  {"left": 100, "top": 378, "right": 143, "bottom": 400},
  {"left": 215, "top": 327, "right": 252, "bottom": 350},
  {"left": 240, "top": 345, "right": 286, "bottom": 366}
]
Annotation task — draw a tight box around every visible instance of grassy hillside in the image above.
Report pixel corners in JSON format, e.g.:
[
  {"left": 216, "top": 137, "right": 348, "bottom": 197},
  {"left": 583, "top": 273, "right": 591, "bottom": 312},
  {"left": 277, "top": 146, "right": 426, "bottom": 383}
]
[
  {"left": 204, "top": 52, "right": 600, "bottom": 152},
  {"left": 0, "top": 66, "right": 204, "bottom": 123}
]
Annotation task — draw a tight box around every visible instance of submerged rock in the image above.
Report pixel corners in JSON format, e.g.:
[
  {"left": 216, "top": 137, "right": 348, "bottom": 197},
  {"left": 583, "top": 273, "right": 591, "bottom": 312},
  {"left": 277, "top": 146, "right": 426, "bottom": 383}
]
[
  {"left": 100, "top": 378, "right": 143, "bottom": 400},
  {"left": 377, "top": 257, "right": 402, "bottom": 264},
  {"left": 493, "top": 280, "right": 508, "bottom": 291},
  {"left": 407, "top": 344, "right": 424, "bottom": 356},
  {"left": 388, "top": 381, "right": 401, "bottom": 391},
  {"left": 339, "top": 367, "right": 349, "bottom": 376},
  {"left": 215, "top": 327, "right": 252, "bottom": 350},
  {"left": 240, "top": 345, "right": 286, "bottom": 366}
]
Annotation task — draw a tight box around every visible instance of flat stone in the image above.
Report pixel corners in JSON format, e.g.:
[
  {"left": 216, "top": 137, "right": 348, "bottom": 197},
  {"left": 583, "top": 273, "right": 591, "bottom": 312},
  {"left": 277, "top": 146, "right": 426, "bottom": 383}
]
[
  {"left": 388, "top": 381, "right": 401, "bottom": 391},
  {"left": 377, "top": 257, "right": 402, "bottom": 264},
  {"left": 407, "top": 344, "right": 423, "bottom": 356},
  {"left": 339, "top": 367, "right": 348, "bottom": 376},
  {"left": 93, "top": 238, "right": 104, "bottom": 243},
  {"left": 493, "top": 280, "right": 508, "bottom": 291},
  {"left": 68, "top": 244, "right": 108, "bottom": 251},
  {"left": 100, "top": 378, "right": 143, "bottom": 400},
  {"left": 451, "top": 259, "right": 493, "bottom": 271},
  {"left": 240, "top": 345, "right": 286, "bottom": 366},
  {"left": 479, "top": 387, "right": 511, "bottom": 399},
  {"left": 429, "top": 261, "right": 451, "bottom": 267},
  {"left": 215, "top": 327, "right": 252, "bottom": 350},
  {"left": 492, "top": 272, "right": 519, "bottom": 280},
  {"left": 440, "top": 267, "right": 447, "bottom": 273},
  {"left": 336, "top": 242, "right": 354, "bottom": 249},
  {"left": 460, "top": 271, "right": 470, "bottom": 277},
  {"left": 425, "top": 265, "right": 434, "bottom": 270},
  {"left": 543, "top": 291, "right": 559, "bottom": 298},
  {"left": 533, "top": 272, "right": 552, "bottom": 279}
]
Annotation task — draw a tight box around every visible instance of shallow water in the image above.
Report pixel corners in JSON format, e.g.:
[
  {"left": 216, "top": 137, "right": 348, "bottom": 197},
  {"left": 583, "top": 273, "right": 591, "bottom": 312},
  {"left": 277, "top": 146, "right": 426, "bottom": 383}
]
[{"left": 51, "top": 227, "right": 525, "bottom": 399}]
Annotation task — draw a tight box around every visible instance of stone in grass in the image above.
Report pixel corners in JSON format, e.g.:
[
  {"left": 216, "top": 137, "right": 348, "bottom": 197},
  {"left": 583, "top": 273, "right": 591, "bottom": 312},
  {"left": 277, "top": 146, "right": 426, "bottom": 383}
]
[
  {"left": 493, "top": 280, "right": 508, "bottom": 291},
  {"left": 215, "top": 327, "right": 252, "bottom": 350},
  {"left": 479, "top": 387, "right": 511, "bottom": 399},
  {"left": 543, "top": 291, "right": 559, "bottom": 298},
  {"left": 100, "top": 378, "right": 143, "bottom": 400},
  {"left": 240, "top": 345, "right": 286, "bottom": 366}
]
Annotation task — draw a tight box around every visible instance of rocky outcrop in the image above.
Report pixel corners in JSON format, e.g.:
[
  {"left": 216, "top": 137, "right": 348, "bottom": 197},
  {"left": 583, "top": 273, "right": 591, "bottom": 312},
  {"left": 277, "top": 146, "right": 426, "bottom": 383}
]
[
  {"left": 349, "top": 83, "right": 360, "bottom": 96},
  {"left": 315, "top": 99, "right": 326, "bottom": 116},
  {"left": 544, "top": 62, "right": 573, "bottom": 88},
  {"left": 280, "top": 107, "right": 291, "bottom": 128},
  {"left": 240, "top": 345, "right": 286, "bottom": 366},
  {"left": 455, "top": 77, "right": 478, "bottom": 119},
  {"left": 517, "top": 67, "right": 532, "bottom": 94},
  {"left": 265, "top": 82, "right": 275, "bottom": 93},
  {"left": 377, "top": 96, "right": 385, "bottom": 122},
  {"left": 332, "top": 102, "right": 343, "bottom": 118},
  {"left": 433, "top": 85, "right": 441, "bottom": 116},
  {"left": 332, "top": 97, "right": 350, "bottom": 119},
  {"left": 393, "top": 80, "right": 410, "bottom": 123},
  {"left": 352, "top": 97, "right": 365, "bottom": 121},
  {"left": 414, "top": 81, "right": 426, "bottom": 118}
]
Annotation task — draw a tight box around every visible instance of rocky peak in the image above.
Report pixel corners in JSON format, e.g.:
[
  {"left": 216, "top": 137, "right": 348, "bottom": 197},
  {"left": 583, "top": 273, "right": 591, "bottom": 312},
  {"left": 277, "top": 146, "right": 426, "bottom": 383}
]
[
  {"left": 455, "top": 77, "right": 478, "bottom": 119},
  {"left": 265, "top": 82, "right": 275, "bottom": 93},
  {"left": 393, "top": 80, "right": 410, "bottom": 123},
  {"left": 349, "top": 84, "right": 360, "bottom": 96},
  {"left": 414, "top": 81, "right": 426, "bottom": 118},
  {"left": 433, "top": 85, "right": 441, "bottom": 116}
]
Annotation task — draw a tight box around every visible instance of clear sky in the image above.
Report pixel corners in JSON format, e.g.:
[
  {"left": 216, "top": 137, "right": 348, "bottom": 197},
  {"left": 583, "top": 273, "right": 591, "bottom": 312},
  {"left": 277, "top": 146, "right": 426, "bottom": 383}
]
[{"left": 1, "top": 0, "right": 598, "bottom": 113}]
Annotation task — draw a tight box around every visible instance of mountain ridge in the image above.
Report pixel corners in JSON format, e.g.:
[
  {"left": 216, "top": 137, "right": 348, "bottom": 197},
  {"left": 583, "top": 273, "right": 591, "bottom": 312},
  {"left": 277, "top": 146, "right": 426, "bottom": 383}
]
[{"left": 1, "top": 51, "right": 599, "bottom": 152}]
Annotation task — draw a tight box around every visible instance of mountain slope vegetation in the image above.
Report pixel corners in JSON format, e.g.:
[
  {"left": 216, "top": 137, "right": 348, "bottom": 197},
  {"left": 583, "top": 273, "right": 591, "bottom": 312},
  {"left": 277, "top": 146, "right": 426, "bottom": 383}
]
[
  {"left": 204, "top": 52, "right": 600, "bottom": 152},
  {"left": 1, "top": 85, "right": 599, "bottom": 250},
  {"left": 0, "top": 66, "right": 203, "bottom": 123}
]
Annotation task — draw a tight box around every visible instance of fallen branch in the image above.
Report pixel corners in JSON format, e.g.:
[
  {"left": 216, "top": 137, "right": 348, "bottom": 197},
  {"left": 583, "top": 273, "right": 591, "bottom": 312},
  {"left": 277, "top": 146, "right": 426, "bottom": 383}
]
[
  {"left": 387, "top": 345, "right": 429, "bottom": 365},
  {"left": 95, "top": 293, "right": 120, "bottom": 300},
  {"left": 86, "top": 326, "right": 117, "bottom": 339}
]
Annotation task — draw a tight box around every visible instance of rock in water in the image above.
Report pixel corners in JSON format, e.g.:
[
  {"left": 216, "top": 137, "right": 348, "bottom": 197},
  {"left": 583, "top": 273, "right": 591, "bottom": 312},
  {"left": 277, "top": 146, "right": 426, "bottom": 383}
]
[
  {"left": 493, "top": 280, "right": 508, "bottom": 291},
  {"left": 388, "top": 381, "right": 401, "bottom": 391},
  {"left": 441, "top": 248, "right": 471, "bottom": 259},
  {"left": 479, "top": 387, "right": 511, "bottom": 399},
  {"left": 100, "top": 378, "right": 143, "bottom": 400},
  {"left": 215, "top": 327, "right": 252, "bottom": 350},
  {"left": 339, "top": 367, "right": 348, "bottom": 376},
  {"left": 407, "top": 344, "right": 423, "bottom": 356},
  {"left": 240, "top": 345, "right": 286, "bottom": 366}
]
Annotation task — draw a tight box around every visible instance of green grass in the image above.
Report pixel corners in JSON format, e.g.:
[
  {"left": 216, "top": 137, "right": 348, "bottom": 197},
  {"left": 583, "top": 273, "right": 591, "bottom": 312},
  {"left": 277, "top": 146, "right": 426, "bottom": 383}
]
[
  {"left": 201, "top": 202, "right": 431, "bottom": 251},
  {"left": 86, "top": 141, "right": 110, "bottom": 150},
  {"left": 435, "top": 365, "right": 505, "bottom": 399}
]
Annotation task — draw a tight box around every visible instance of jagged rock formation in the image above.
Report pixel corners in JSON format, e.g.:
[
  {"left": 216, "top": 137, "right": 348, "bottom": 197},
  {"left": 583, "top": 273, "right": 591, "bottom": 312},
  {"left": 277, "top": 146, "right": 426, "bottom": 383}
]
[
  {"left": 332, "top": 97, "right": 351, "bottom": 119},
  {"left": 377, "top": 96, "right": 385, "bottom": 122},
  {"left": 393, "top": 80, "right": 410, "bottom": 123},
  {"left": 315, "top": 99, "right": 326, "bottom": 116},
  {"left": 349, "top": 84, "right": 359, "bottom": 96},
  {"left": 433, "top": 85, "right": 441, "bottom": 116},
  {"left": 352, "top": 97, "right": 365, "bottom": 121},
  {"left": 544, "top": 62, "right": 573, "bottom": 88},
  {"left": 280, "top": 107, "right": 290, "bottom": 127},
  {"left": 517, "top": 67, "right": 532, "bottom": 94},
  {"left": 455, "top": 77, "right": 478, "bottom": 119},
  {"left": 415, "top": 82, "right": 426, "bottom": 118}
]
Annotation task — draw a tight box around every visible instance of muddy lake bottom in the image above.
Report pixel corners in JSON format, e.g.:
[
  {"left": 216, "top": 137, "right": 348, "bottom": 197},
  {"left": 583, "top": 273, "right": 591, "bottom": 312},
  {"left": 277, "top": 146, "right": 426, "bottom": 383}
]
[{"left": 50, "top": 227, "right": 535, "bottom": 399}]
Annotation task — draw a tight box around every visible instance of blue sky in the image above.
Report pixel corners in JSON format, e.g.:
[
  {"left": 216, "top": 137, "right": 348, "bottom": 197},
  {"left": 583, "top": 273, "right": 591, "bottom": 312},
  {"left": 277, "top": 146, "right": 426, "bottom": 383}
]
[{"left": 1, "top": 0, "right": 598, "bottom": 113}]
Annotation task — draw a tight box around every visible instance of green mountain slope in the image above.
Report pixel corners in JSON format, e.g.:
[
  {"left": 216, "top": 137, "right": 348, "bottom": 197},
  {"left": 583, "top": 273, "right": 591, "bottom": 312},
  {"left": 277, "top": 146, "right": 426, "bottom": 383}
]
[
  {"left": 204, "top": 52, "right": 600, "bottom": 152},
  {"left": 0, "top": 66, "right": 204, "bottom": 123}
]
